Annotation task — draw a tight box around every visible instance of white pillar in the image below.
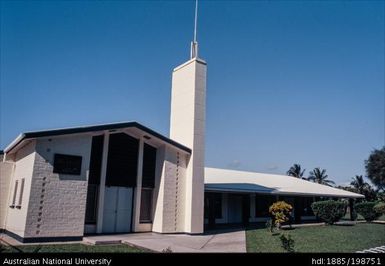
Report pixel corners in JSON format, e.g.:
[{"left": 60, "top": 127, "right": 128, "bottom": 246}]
[
  {"left": 96, "top": 132, "right": 110, "bottom": 233},
  {"left": 132, "top": 137, "right": 144, "bottom": 231}
]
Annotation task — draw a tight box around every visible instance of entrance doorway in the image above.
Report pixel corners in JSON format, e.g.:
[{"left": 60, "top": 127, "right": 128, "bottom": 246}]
[{"left": 102, "top": 186, "right": 134, "bottom": 233}]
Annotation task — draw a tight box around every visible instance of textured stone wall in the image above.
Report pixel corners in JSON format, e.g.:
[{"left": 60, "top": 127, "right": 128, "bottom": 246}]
[{"left": 24, "top": 135, "right": 92, "bottom": 238}]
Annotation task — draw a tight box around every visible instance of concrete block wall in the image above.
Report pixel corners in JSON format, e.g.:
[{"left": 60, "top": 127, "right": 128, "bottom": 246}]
[
  {"left": 24, "top": 135, "right": 92, "bottom": 238},
  {"left": 161, "top": 150, "right": 179, "bottom": 233},
  {"left": 175, "top": 152, "right": 187, "bottom": 232},
  {"left": 152, "top": 146, "right": 188, "bottom": 233}
]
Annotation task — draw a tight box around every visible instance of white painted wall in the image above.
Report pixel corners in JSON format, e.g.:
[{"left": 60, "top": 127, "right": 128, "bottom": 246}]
[
  {"left": 23, "top": 135, "right": 92, "bottom": 238},
  {"left": 0, "top": 161, "right": 15, "bottom": 229},
  {"left": 5, "top": 141, "right": 36, "bottom": 237},
  {"left": 170, "top": 58, "right": 207, "bottom": 234}
]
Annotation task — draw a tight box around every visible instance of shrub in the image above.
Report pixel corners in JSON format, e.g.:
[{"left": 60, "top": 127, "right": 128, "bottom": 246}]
[
  {"left": 269, "top": 201, "right": 293, "bottom": 228},
  {"left": 311, "top": 200, "right": 346, "bottom": 225},
  {"left": 373, "top": 202, "right": 385, "bottom": 215},
  {"left": 265, "top": 219, "right": 273, "bottom": 233},
  {"left": 355, "top": 202, "right": 381, "bottom": 221},
  {"left": 279, "top": 233, "right": 295, "bottom": 253}
]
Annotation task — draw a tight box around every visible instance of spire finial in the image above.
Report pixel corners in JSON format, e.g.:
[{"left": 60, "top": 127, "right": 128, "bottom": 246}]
[{"left": 190, "top": 0, "right": 198, "bottom": 59}]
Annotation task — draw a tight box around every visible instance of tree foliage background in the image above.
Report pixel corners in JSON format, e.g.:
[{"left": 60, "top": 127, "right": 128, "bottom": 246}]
[{"left": 365, "top": 147, "right": 385, "bottom": 191}]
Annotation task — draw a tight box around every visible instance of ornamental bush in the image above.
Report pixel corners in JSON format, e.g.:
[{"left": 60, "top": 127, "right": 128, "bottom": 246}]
[
  {"left": 373, "top": 202, "right": 385, "bottom": 215},
  {"left": 355, "top": 202, "right": 382, "bottom": 221},
  {"left": 311, "top": 200, "right": 346, "bottom": 225},
  {"left": 279, "top": 233, "right": 295, "bottom": 253},
  {"left": 269, "top": 201, "right": 293, "bottom": 228}
]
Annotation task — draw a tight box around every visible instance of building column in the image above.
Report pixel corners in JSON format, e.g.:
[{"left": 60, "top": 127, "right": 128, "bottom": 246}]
[
  {"left": 132, "top": 137, "right": 144, "bottom": 232},
  {"left": 96, "top": 132, "right": 110, "bottom": 233},
  {"left": 250, "top": 194, "right": 256, "bottom": 221},
  {"left": 349, "top": 198, "right": 355, "bottom": 221}
]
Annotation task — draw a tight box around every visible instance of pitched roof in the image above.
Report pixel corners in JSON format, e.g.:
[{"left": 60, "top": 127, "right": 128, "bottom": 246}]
[
  {"left": 4, "top": 121, "right": 191, "bottom": 154},
  {"left": 204, "top": 167, "right": 364, "bottom": 198}
]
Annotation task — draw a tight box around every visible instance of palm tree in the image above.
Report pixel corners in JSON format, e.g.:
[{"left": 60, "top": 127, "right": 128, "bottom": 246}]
[
  {"left": 307, "top": 168, "right": 335, "bottom": 186},
  {"left": 350, "top": 175, "right": 369, "bottom": 195},
  {"left": 287, "top": 164, "right": 306, "bottom": 179},
  {"left": 350, "top": 175, "right": 376, "bottom": 201}
]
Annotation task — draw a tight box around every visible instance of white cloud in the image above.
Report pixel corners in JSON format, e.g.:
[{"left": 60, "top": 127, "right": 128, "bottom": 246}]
[{"left": 227, "top": 159, "right": 241, "bottom": 169}]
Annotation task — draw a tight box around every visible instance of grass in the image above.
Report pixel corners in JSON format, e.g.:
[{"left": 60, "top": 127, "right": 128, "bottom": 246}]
[
  {"left": 246, "top": 223, "right": 385, "bottom": 253},
  {"left": 0, "top": 243, "right": 146, "bottom": 253}
]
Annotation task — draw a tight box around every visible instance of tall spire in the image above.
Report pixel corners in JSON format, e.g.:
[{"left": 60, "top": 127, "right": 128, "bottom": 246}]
[{"left": 190, "top": 0, "right": 198, "bottom": 59}]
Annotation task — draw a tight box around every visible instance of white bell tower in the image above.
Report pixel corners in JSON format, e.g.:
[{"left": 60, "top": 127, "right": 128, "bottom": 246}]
[{"left": 169, "top": 0, "right": 206, "bottom": 234}]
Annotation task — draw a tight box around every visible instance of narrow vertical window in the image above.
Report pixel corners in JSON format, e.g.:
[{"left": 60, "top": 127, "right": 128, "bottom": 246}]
[
  {"left": 17, "top": 178, "right": 25, "bottom": 208},
  {"left": 139, "top": 188, "right": 153, "bottom": 223},
  {"left": 11, "top": 180, "right": 18, "bottom": 208}
]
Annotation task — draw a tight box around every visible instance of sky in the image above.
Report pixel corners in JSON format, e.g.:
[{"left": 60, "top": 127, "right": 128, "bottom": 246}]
[{"left": 1, "top": 0, "right": 384, "bottom": 186}]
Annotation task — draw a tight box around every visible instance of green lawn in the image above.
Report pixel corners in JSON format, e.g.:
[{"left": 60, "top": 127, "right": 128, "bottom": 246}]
[
  {"left": 246, "top": 223, "right": 385, "bottom": 253},
  {"left": 0, "top": 243, "right": 146, "bottom": 253}
]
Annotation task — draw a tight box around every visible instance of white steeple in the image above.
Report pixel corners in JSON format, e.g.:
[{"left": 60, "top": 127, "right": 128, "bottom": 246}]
[{"left": 169, "top": 0, "right": 206, "bottom": 234}]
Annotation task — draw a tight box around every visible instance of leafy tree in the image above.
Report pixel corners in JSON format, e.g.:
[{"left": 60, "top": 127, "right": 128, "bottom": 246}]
[
  {"left": 365, "top": 147, "right": 385, "bottom": 191},
  {"left": 338, "top": 182, "right": 376, "bottom": 202},
  {"left": 307, "top": 168, "right": 335, "bottom": 186},
  {"left": 287, "top": 164, "right": 306, "bottom": 179}
]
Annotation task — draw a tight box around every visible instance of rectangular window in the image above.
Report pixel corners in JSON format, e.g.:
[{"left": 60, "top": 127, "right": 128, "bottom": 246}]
[
  {"left": 139, "top": 188, "right": 153, "bottom": 223},
  {"left": 88, "top": 135, "right": 104, "bottom": 185},
  {"left": 142, "top": 143, "right": 157, "bottom": 188},
  {"left": 106, "top": 133, "right": 139, "bottom": 187},
  {"left": 85, "top": 184, "right": 99, "bottom": 224},
  {"left": 10, "top": 180, "right": 18, "bottom": 208},
  {"left": 53, "top": 154, "right": 82, "bottom": 175},
  {"left": 16, "top": 178, "right": 25, "bottom": 208},
  {"left": 214, "top": 194, "right": 222, "bottom": 218},
  {"left": 255, "top": 195, "right": 276, "bottom": 217},
  {"left": 204, "top": 193, "right": 222, "bottom": 219},
  {"left": 302, "top": 197, "right": 315, "bottom": 216}
]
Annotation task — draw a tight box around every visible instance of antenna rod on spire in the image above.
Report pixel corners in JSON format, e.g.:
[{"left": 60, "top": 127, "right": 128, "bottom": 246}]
[
  {"left": 190, "top": 0, "right": 199, "bottom": 59},
  {"left": 193, "top": 0, "right": 198, "bottom": 43}
]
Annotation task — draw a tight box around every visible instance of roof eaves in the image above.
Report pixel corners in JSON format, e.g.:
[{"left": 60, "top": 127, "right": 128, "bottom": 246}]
[{"left": 3, "top": 122, "right": 191, "bottom": 154}]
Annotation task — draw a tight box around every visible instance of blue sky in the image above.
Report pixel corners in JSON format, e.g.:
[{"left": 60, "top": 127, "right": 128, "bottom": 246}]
[{"left": 1, "top": 0, "right": 384, "bottom": 186}]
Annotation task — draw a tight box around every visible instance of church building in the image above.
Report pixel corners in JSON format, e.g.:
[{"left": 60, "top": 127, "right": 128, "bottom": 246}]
[{"left": 0, "top": 7, "right": 363, "bottom": 243}]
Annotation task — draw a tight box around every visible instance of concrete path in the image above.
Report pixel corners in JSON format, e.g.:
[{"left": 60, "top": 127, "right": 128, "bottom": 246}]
[
  {"left": 356, "top": 246, "right": 385, "bottom": 253},
  {"left": 83, "top": 229, "right": 246, "bottom": 253}
]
